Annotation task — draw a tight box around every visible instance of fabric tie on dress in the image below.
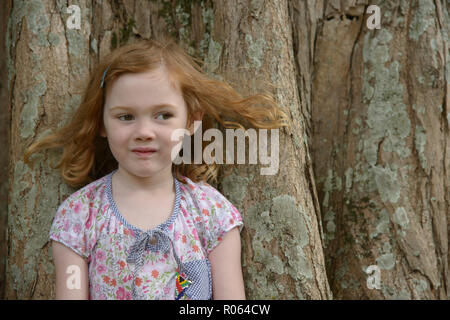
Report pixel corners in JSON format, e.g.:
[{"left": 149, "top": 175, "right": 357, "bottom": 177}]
[
  {"left": 127, "top": 229, "right": 172, "bottom": 269},
  {"left": 127, "top": 228, "right": 180, "bottom": 300}
]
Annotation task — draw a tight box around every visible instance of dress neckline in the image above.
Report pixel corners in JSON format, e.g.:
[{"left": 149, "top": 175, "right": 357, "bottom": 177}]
[{"left": 106, "top": 168, "right": 181, "bottom": 235}]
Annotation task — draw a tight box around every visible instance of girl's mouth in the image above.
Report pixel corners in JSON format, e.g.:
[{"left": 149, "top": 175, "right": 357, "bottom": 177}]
[{"left": 133, "top": 150, "right": 156, "bottom": 157}]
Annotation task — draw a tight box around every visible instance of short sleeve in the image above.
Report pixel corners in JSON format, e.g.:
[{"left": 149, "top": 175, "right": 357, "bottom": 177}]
[
  {"left": 196, "top": 182, "right": 244, "bottom": 255},
  {"left": 49, "top": 189, "right": 97, "bottom": 260}
]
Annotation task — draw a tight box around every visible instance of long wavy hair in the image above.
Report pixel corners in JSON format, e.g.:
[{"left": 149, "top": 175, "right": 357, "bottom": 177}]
[{"left": 24, "top": 38, "right": 290, "bottom": 188}]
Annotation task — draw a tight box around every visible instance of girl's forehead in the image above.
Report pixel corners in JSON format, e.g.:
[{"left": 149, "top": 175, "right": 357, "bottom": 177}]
[
  {"left": 114, "top": 67, "right": 180, "bottom": 90},
  {"left": 104, "top": 66, "right": 186, "bottom": 110}
]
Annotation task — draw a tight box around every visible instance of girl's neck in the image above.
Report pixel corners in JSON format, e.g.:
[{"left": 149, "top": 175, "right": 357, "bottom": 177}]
[{"left": 113, "top": 166, "right": 174, "bottom": 195}]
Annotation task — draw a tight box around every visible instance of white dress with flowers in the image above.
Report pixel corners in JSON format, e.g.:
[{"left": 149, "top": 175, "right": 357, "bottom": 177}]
[{"left": 49, "top": 168, "right": 243, "bottom": 300}]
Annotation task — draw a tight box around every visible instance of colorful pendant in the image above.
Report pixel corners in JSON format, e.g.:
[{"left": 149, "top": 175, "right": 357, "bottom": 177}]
[{"left": 175, "top": 269, "right": 192, "bottom": 300}]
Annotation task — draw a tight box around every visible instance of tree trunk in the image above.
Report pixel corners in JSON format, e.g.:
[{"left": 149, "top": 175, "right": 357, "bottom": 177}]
[
  {"left": 210, "top": 0, "right": 332, "bottom": 299},
  {"left": 0, "top": 0, "right": 12, "bottom": 300},
  {"left": 312, "top": 0, "right": 449, "bottom": 299},
  {"left": 6, "top": 0, "right": 95, "bottom": 299}
]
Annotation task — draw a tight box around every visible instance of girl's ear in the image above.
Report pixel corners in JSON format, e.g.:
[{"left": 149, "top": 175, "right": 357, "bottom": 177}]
[{"left": 188, "top": 111, "right": 204, "bottom": 136}]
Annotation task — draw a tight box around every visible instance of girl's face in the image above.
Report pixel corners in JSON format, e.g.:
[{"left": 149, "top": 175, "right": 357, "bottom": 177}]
[{"left": 101, "top": 66, "right": 195, "bottom": 181}]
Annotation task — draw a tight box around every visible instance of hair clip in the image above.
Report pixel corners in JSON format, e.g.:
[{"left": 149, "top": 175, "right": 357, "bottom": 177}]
[{"left": 100, "top": 64, "right": 111, "bottom": 88}]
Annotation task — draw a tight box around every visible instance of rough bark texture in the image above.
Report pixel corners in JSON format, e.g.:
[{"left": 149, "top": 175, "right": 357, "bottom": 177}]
[
  {"left": 312, "top": 0, "right": 449, "bottom": 299},
  {"left": 6, "top": 0, "right": 93, "bottom": 299},
  {"left": 0, "top": 0, "right": 12, "bottom": 300},
  {"left": 211, "top": 0, "right": 331, "bottom": 299},
  {"left": 289, "top": 0, "right": 324, "bottom": 143}
]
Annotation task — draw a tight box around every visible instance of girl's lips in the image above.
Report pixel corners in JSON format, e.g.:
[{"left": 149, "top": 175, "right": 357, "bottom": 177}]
[{"left": 132, "top": 150, "right": 156, "bottom": 157}]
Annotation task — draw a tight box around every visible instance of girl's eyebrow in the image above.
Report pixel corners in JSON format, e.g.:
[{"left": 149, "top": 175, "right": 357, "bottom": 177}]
[{"left": 109, "top": 104, "right": 176, "bottom": 112}]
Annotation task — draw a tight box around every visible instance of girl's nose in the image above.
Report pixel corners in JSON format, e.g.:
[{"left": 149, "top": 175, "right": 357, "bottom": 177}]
[{"left": 135, "top": 119, "right": 157, "bottom": 140}]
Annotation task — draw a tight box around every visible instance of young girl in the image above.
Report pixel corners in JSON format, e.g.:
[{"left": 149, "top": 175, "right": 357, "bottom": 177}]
[{"left": 24, "top": 38, "right": 289, "bottom": 300}]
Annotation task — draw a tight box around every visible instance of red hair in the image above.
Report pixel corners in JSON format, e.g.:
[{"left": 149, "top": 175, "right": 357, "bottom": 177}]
[{"left": 24, "top": 38, "right": 289, "bottom": 188}]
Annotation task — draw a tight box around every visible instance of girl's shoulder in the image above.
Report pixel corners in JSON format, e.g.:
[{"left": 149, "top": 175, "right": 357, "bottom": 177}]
[
  {"left": 50, "top": 173, "right": 111, "bottom": 259},
  {"left": 178, "top": 175, "right": 228, "bottom": 205},
  {"left": 177, "top": 175, "right": 243, "bottom": 255},
  {"left": 178, "top": 175, "right": 242, "bottom": 220},
  {"left": 58, "top": 172, "right": 110, "bottom": 209}
]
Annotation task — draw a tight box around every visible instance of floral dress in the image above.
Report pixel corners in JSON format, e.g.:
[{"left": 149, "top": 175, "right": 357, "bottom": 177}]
[{"left": 49, "top": 168, "right": 243, "bottom": 300}]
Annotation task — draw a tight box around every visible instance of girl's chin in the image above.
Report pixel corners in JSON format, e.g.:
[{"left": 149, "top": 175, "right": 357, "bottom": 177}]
[{"left": 118, "top": 164, "right": 174, "bottom": 176}]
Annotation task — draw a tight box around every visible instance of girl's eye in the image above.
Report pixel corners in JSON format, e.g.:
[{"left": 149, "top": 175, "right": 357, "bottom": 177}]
[
  {"left": 118, "top": 114, "right": 134, "bottom": 121},
  {"left": 156, "top": 113, "right": 173, "bottom": 120}
]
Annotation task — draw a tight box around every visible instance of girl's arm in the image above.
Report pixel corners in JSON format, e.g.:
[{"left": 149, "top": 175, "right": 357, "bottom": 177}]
[
  {"left": 208, "top": 227, "right": 246, "bottom": 299},
  {"left": 52, "top": 240, "right": 89, "bottom": 299}
]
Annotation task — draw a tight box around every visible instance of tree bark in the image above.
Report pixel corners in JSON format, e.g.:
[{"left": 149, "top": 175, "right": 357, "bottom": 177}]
[
  {"left": 0, "top": 0, "right": 12, "bottom": 300},
  {"left": 312, "top": 0, "right": 449, "bottom": 299},
  {"left": 211, "top": 0, "right": 332, "bottom": 299},
  {"left": 6, "top": 0, "right": 93, "bottom": 299}
]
